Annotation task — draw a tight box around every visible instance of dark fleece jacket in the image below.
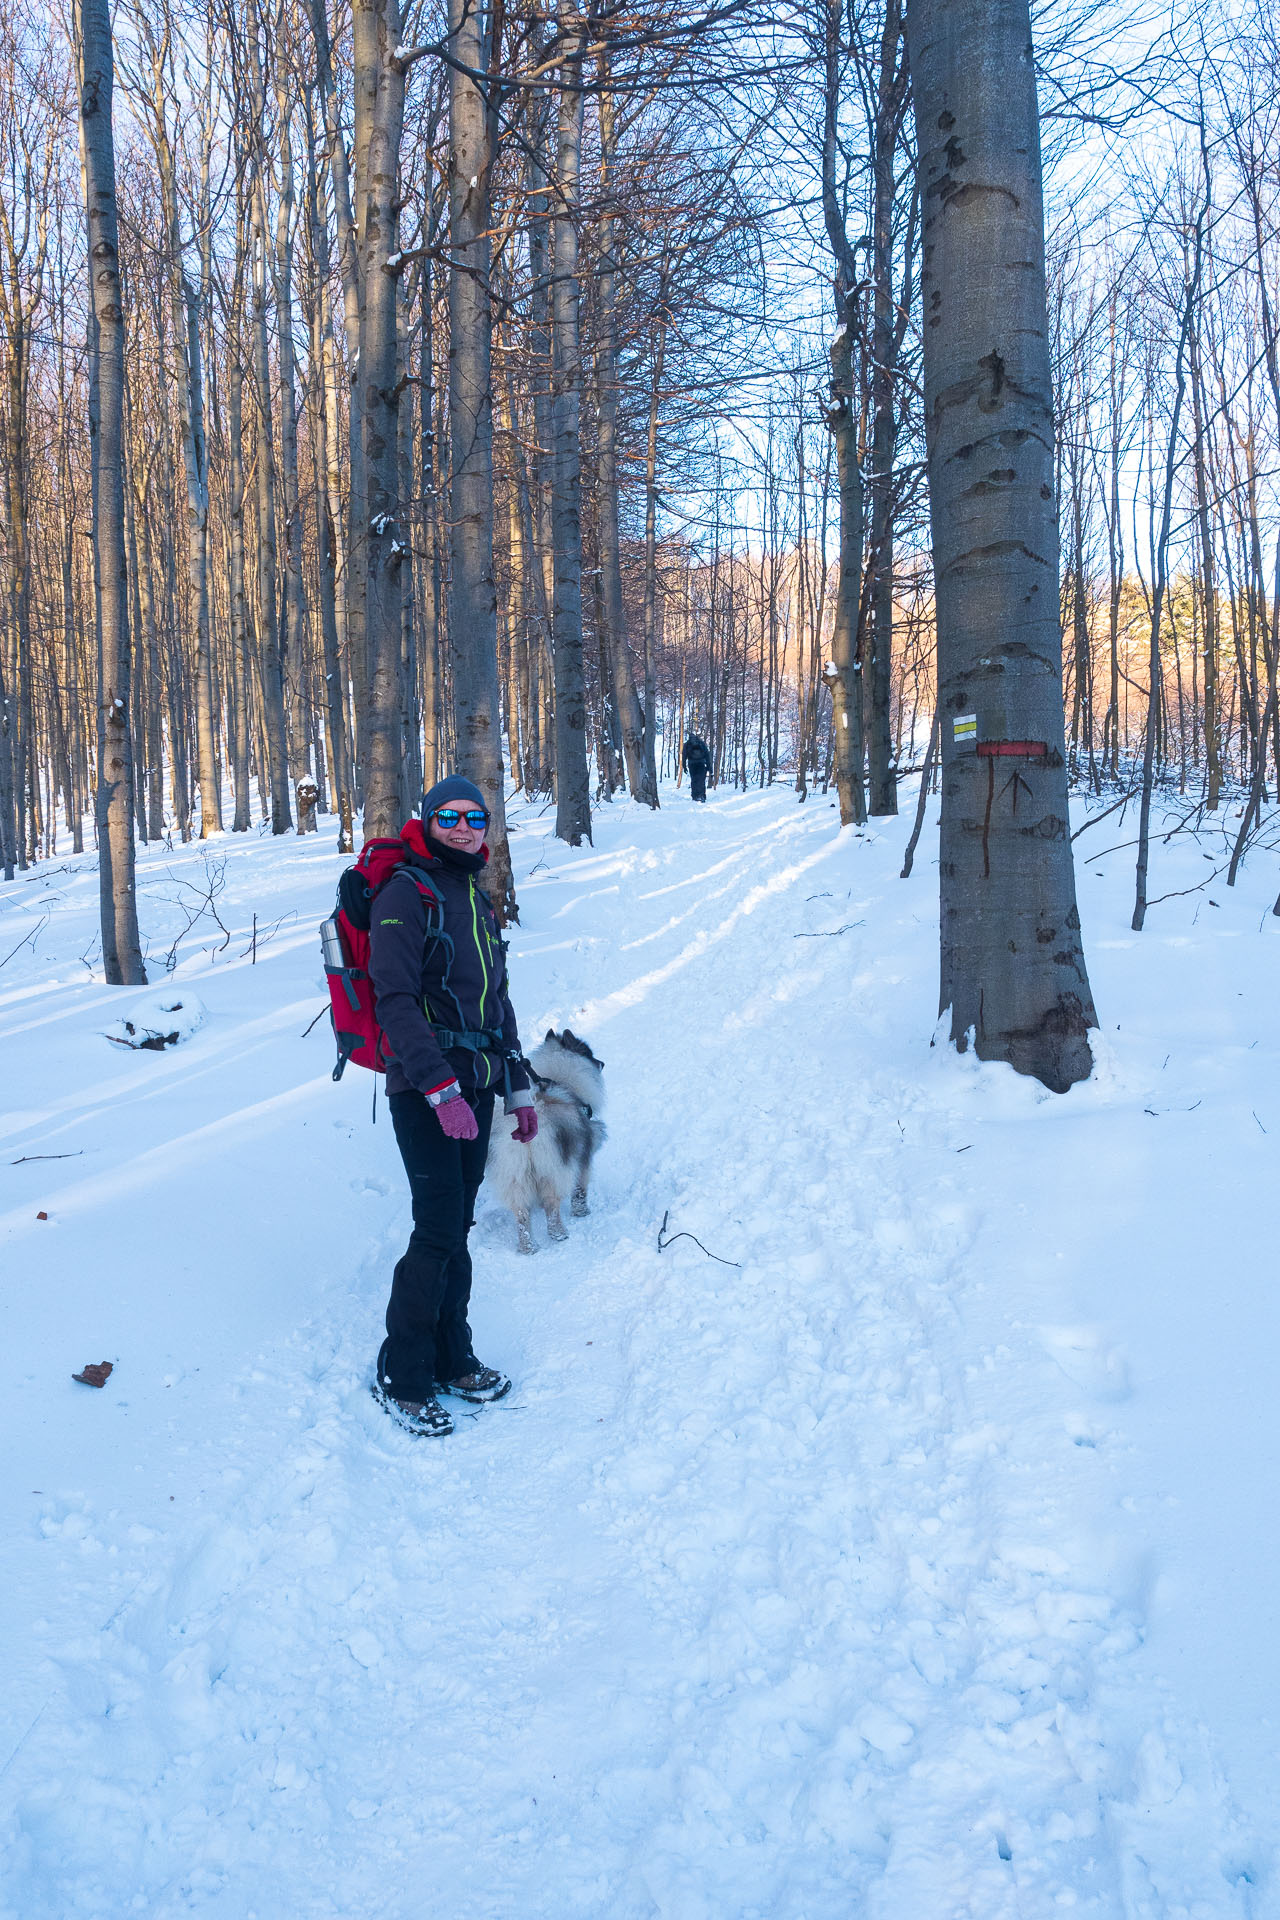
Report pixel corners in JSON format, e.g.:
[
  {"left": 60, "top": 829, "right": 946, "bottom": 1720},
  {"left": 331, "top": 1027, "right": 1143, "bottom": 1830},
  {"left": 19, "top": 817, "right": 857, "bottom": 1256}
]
[{"left": 368, "top": 819, "right": 532, "bottom": 1105}]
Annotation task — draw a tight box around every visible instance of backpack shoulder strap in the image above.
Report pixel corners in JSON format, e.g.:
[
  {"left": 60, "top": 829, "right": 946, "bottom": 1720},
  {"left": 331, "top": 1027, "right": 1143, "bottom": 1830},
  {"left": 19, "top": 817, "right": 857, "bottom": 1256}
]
[{"left": 403, "top": 869, "right": 445, "bottom": 935}]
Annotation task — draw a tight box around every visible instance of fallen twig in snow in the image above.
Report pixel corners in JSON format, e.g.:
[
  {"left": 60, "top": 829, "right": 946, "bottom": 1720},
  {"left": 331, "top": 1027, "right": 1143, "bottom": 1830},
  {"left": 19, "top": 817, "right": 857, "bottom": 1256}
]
[
  {"left": 1070, "top": 783, "right": 1141, "bottom": 841},
  {"left": 238, "top": 908, "right": 297, "bottom": 961},
  {"left": 0, "top": 911, "right": 50, "bottom": 970},
  {"left": 657, "top": 1209, "right": 741, "bottom": 1267},
  {"left": 794, "top": 922, "right": 864, "bottom": 937},
  {"left": 301, "top": 1003, "right": 329, "bottom": 1038},
  {"left": 1144, "top": 861, "right": 1231, "bottom": 909},
  {"left": 144, "top": 856, "right": 232, "bottom": 971},
  {"left": 10, "top": 1152, "right": 84, "bottom": 1166}
]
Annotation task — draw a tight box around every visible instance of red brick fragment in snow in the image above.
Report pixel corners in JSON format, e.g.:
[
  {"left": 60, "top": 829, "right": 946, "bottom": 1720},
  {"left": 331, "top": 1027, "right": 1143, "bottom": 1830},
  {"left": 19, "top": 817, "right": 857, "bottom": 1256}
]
[
  {"left": 73, "top": 1362, "right": 113, "bottom": 1388},
  {"left": 36, "top": 1211, "right": 48, "bottom": 1221}
]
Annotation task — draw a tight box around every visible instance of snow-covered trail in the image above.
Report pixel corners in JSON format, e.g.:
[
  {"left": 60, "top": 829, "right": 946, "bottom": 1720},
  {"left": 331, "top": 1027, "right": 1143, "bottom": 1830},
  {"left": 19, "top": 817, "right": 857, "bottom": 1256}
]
[{"left": 2, "top": 788, "right": 1274, "bottom": 1917}]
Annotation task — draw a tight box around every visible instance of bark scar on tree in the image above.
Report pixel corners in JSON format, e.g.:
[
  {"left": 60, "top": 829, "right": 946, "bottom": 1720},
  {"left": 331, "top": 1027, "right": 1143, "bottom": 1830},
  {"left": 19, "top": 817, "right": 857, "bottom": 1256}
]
[{"left": 943, "top": 539, "right": 1049, "bottom": 573}]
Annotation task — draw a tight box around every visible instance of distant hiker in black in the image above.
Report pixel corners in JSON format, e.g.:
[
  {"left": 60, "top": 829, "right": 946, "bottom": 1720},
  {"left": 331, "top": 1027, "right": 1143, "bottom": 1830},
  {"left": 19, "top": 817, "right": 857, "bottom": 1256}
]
[
  {"left": 682, "top": 733, "right": 711, "bottom": 802},
  {"left": 368, "top": 775, "right": 537, "bottom": 1438}
]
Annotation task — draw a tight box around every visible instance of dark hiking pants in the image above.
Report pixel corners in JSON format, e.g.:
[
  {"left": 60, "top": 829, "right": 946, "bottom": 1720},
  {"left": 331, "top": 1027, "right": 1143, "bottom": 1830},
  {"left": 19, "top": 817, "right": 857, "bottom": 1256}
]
[
  {"left": 379, "top": 1088, "right": 496, "bottom": 1402},
  {"left": 690, "top": 765, "right": 707, "bottom": 801}
]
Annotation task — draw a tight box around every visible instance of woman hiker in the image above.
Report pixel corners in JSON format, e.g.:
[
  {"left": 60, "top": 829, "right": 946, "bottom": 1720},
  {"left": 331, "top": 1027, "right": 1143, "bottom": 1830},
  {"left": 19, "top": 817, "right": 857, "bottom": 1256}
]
[{"left": 369, "top": 775, "right": 538, "bottom": 1437}]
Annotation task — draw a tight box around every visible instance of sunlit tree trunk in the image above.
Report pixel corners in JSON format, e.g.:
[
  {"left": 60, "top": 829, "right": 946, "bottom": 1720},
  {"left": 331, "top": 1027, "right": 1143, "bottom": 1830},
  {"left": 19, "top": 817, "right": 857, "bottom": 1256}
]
[
  {"left": 550, "top": 21, "right": 591, "bottom": 844},
  {"left": 274, "top": 47, "right": 311, "bottom": 788},
  {"left": 865, "top": 0, "right": 907, "bottom": 816},
  {"left": 305, "top": 135, "right": 354, "bottom": 851},
  {"left": 250, "top": 172, "right": 292, "bottom": 832},
  {"left": 819, "top": 0, "right": 867, "bottom": 826},
  {"left": 227, "top": 181, "right": 253, "bottom": 832},
  {"left": 352, "top": 0, "right": 406, "bottom": 838},
  {"left": 446, "top": 0, "right": 517, "bottom": 917},
  {"left": 596, "top": 62, "right": 656, "bottom": 808},
  {"left": 79, "top": 0, "right": 146, "bottom": 982},
  {"left": 907, "top": 0, "right": 1095, "bottom": 1090}
]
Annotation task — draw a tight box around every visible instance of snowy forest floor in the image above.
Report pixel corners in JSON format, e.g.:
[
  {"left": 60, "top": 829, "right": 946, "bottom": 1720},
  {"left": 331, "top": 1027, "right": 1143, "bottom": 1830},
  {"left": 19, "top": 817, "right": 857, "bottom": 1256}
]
[{"left": 1, "top": 779, "right": 1277, "bottom": 1919}]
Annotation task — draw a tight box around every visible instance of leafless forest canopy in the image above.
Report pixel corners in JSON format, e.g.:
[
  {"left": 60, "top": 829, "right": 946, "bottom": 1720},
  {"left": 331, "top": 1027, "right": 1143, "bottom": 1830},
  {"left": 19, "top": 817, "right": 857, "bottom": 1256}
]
[{"left": 2, "top": 0, "right": 1279, "bottom": 897}]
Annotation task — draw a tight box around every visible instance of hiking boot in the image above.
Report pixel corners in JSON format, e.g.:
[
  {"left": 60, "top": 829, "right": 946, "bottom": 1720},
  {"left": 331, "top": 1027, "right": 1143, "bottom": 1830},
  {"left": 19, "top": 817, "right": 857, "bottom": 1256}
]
[
  {"left": 441, "top": 1364, "right": 511, "bottom": 1404},
  {"left": 373, "top": 1383, "right": 454, "bottom": 1437}
]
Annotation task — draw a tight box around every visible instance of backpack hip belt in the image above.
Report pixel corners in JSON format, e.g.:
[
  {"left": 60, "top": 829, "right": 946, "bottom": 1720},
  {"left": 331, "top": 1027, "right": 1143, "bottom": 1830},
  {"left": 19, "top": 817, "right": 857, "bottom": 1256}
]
[
  {"left": 427, "top": 1024, "right": 506, "bottom": 1054},
  {"left": 430, "top": 1028, "right": 522, "bottom": 1100}
]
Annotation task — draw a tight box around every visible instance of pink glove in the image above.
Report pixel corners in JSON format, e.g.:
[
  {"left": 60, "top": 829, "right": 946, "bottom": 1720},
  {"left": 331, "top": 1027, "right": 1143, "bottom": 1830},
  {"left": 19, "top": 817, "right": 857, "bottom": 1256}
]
[
  {"left": 435, "top": 1095, "right": 478, "bottom": 1141},
  {"left": 511, "top": 1107, "right": 539, "bottom": 1145}
]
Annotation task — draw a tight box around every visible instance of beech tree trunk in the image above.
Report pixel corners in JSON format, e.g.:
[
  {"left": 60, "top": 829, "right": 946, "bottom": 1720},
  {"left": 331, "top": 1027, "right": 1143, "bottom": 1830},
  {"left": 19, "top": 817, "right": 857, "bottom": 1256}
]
[
  {"left": 226, "top": 182, "right": 252, "bottom": 832},
  {"left": 306, "top": 0, "right": 365, "bottom": 797},
  {"left": 250, "top": 180, "right": 292, "bottom": 833},
  {"left": 550, "top": 23, "right": 591, "bottom": 845},
  {"left": 525, "top": 88, "right": 557, "bottom": 797},
  {"left": 641, "top": 273, "right": 669, "bottom": 803},
  {"left": 865, "top": 0, "right": 906, "bottom": 817},
  {"left": 446, "top": 0, "right": 517, "bottom": 919},
  {"left": 906, "top": 0, "right": 1095, "bottom": 1091},
  {"left": 135, "top": 18, "right": 222, "bottom": 838},
  {"left": 352, "top": 0, "right": 406, "bottom": 839},
  {"left": 79, "top": 0, "right": 146, "bottom": 984},
  {"left": 306, "top": 138, "right": 355, "bottom": 852},
  {"left": 597, "top": 65, "right": 656, "bottom": 809},
  {"left": 274, "top": 57, "right": 311, "bottom": 787},
  {"left": 826, "top": 325, "right": 867, "bottom": 826}
]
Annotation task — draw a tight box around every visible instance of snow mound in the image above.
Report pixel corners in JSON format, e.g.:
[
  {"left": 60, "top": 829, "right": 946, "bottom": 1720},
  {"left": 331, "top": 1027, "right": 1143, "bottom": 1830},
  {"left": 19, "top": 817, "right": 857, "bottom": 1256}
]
[{"left": 104, "top": 988, "right": 207, "bottom": 1051}]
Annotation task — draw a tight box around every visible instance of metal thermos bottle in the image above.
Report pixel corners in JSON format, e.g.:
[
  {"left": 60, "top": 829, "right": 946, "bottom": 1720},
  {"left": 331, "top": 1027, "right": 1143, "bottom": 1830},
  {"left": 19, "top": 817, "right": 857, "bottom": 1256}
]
[{"left": 319, "top": 914, "right": 345, "bottom": 971}]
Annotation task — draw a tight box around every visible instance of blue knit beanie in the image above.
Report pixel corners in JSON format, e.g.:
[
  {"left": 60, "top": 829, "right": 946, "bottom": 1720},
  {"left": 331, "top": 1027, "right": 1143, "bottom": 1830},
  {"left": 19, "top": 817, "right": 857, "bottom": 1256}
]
[{"left": 421, "top": 774, "right": 487, "bottom": 819}]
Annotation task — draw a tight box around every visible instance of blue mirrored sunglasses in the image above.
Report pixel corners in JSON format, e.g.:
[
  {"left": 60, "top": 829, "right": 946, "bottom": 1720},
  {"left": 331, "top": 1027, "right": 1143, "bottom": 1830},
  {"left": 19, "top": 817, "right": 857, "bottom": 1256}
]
[{"left": 433, "top": 807, "right": 488, "bottom": 830}]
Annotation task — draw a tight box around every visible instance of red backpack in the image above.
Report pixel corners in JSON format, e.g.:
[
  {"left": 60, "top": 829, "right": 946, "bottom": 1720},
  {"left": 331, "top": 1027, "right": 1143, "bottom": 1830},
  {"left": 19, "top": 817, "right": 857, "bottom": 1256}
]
[{"left": 320, "top": 826, "right": 444, "bottom": 1081}]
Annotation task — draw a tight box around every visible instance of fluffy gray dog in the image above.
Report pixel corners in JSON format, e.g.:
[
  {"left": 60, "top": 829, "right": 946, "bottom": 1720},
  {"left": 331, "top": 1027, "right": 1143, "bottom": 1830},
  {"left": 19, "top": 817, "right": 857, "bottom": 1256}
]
[{"left": 486, "top": 1029, "right": 606, "bottom": 1254}]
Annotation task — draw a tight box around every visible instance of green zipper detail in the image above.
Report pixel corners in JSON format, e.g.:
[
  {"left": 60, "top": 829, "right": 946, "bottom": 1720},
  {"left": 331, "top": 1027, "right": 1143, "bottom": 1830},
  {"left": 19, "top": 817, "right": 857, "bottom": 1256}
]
[
  {"left": 470, "top": 880, "right": 495, "bottom": 1086},
  {"left": 469, "top": 880, "right": 492, "bottom": 1012}
]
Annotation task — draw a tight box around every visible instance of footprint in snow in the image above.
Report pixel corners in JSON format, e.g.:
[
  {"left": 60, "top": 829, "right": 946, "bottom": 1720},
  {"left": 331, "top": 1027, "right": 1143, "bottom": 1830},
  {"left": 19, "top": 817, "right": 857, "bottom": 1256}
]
[
  {"left": 1040, "top": 1324, "right": 1130, "bottom": 1402},
  {"left": 858, "top": 1704, "right": 915, "bottom": 1753}
]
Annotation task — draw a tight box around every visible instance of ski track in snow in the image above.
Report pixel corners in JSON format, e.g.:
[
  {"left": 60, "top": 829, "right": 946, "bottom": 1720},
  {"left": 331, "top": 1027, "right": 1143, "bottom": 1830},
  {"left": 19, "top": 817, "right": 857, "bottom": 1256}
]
[{"left": 1, "top": 788, "right": 1274, "bottom": 1918}]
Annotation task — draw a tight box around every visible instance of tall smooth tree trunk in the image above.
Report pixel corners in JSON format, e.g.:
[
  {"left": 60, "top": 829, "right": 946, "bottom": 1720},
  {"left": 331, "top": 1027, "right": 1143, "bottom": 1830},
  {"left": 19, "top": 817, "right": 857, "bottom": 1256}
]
[
  {"left": 642, "top": 277, "right": 669, "bottom": 801},
  {"left": 306, "top": 0, "right": 365, "bottom": 795},
  {"left": 396, "top": 268, "right": 422, "bottom": 821},
  {"left": 79, "top": 0, "right": 146, "bottom": 983},
  {"left": 865, "top": 0, "right": 906, "bottom": 816},
  {"left": 1134, "top": 171, "right": 1206, "bottom": 929},
  {"left": 596, "top": 64, "right": 656, "bottom": 809},
  {"left": 181, "top": 277, "right": 220, "bottom": 836},
  {"left": 819, "top": 0, "right": 866, "bottom": 825},
  {"left": 907, "top": 0, "right": 1095, "bottom": 1090},
  {"left": 446, "top": 0, "right": 517, "bottom": 919},
  {"left": 250, "top": 182, "right": 292, "bottom": 832},
  {"left": 274, "top": 56, "right": 311, "bottom": 789},
  {"left": 227, "top": 189, "right": 253, "bottom": 832},
  {"left": 140, "top": 29, "right": 221, "bottom": 839},
  {"left": 55, "top": 381, "right": 87, "bottom": 847},
  {"left": 418, "top": 253, "right": 442, "bottom": 796},
  {"left": 825, "top": 324, "right": 867, "bottom": 825},
  {"left": 0, "top": 618, "right": 16, "bottom": 879},
  {"left": 352, "top": 0, "right": 407, "bottom": 838},
  {"left": 1190, "top": 322, "right": 1220, "bottom": 809},
  {"left": 526, "top": 75, "right": 557, "bottom": 795},
  {"left": 307, "top": 143, "right": 354, "bottom": 853},
  {"left": 550, "top": 24, "right": 591, "bottom": 845}
]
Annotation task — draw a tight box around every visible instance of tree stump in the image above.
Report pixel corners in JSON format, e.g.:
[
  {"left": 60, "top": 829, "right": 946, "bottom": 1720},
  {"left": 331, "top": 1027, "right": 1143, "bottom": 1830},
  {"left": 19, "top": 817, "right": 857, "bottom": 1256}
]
[{"left": 296, "top": 777, "right": 319, "bottom": 835}]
